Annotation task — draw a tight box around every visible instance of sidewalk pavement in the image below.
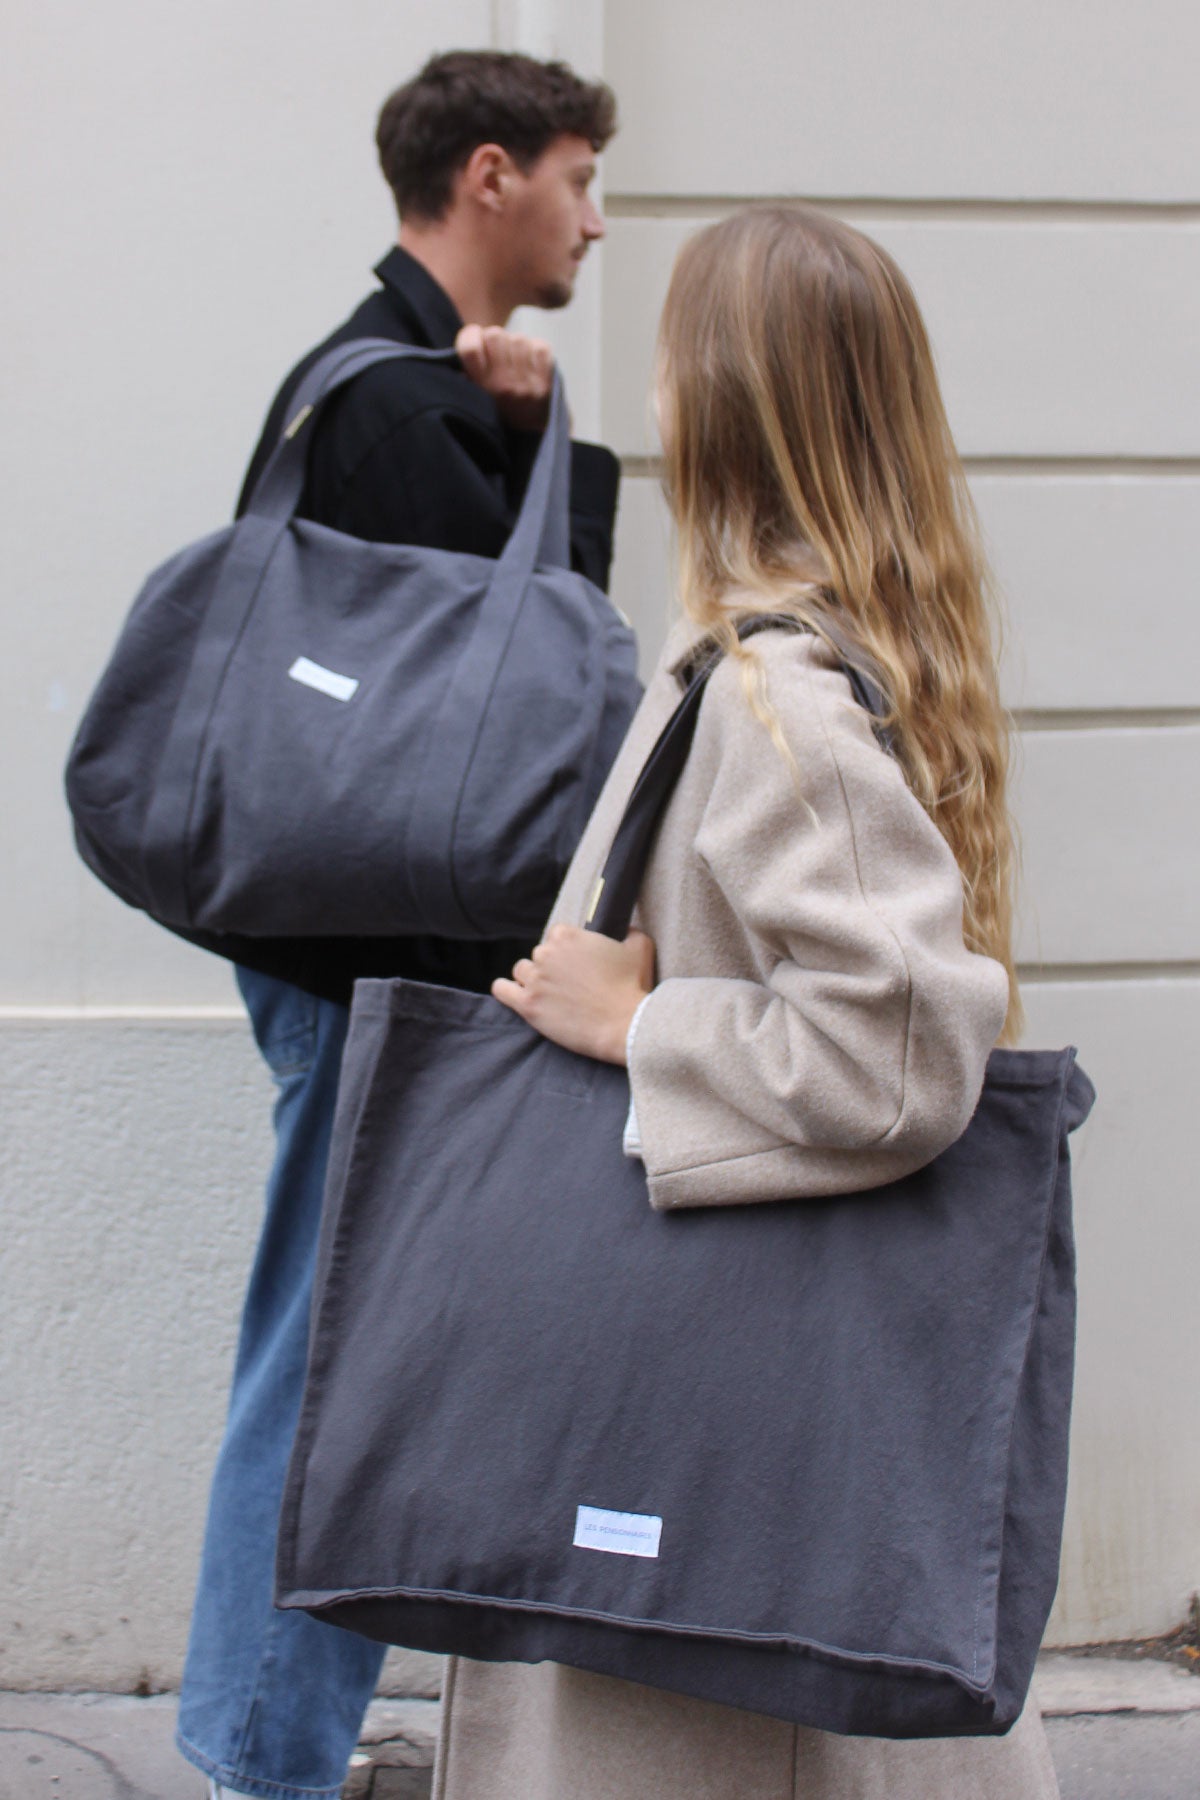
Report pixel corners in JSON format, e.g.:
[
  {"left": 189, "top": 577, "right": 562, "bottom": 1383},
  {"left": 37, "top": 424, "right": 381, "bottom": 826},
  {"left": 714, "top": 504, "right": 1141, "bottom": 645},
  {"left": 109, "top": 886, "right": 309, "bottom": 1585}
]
[{"left": 1, "top": 1655, "right": 1197, "bottom": 1800}]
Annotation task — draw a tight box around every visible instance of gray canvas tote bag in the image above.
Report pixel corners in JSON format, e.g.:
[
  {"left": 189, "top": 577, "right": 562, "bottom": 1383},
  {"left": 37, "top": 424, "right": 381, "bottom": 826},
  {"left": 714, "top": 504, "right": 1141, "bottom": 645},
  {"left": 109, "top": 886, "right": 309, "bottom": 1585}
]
[
  {"left": 65, "top": 340, "right": 640, "bottom": 941},
  {"left": 275, "top": 630, "right": 1095, "bottom": 1740}
]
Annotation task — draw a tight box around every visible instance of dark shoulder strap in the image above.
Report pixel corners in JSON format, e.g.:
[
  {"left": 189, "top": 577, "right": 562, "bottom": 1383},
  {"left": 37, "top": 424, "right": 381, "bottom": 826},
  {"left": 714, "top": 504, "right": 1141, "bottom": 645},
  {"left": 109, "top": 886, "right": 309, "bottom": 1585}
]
[
  {"left": 585, "top": 643, "right": 721, "bottom": 938},
  {"left": 680, "top": 614, "right": 891, "bottom": 734},
  {"left": 587, "top": 616, "right": 892, "bottom": 940}
]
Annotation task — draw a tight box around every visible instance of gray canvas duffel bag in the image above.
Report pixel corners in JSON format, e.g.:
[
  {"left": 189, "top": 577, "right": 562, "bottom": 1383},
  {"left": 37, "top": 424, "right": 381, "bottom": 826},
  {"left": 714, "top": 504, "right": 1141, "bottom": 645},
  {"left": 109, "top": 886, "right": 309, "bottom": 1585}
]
[
  {"left": 64, "top": 339, "right": 640, "bottom": 941},
  {"left": 275, "top": 625, "right": 1095, "bottom": 1740}
]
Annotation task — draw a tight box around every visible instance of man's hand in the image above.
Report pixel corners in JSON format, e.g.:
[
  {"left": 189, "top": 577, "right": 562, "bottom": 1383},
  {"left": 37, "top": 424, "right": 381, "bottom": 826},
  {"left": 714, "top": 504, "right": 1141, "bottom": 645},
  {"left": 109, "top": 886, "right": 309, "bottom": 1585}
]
[
  {"left": 456, "top": 325, "right": 555, "bottom": 432},
  {"left": 493, "top": 925, "right": 656, "bottom": 1064}
]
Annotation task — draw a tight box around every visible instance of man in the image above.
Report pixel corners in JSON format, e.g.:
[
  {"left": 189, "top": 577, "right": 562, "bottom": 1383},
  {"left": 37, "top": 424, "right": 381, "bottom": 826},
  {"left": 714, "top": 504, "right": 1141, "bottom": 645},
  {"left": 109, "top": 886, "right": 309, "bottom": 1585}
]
[{"left": 174, "top": 51, "right": 619, "bottom": 1800}]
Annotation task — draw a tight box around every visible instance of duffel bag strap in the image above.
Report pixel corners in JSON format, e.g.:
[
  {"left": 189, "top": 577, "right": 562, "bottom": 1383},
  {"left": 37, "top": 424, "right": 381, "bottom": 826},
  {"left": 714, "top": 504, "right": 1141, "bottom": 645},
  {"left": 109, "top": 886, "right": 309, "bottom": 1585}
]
[
  {"left": 394, "top": 367, "right": 576, "bottom": 934},
  {"left": 243, "top": 336, "right": 573, "bottom": 578},
  {"left": 242, "top": 338, "right": 458, "bottom": 524}
]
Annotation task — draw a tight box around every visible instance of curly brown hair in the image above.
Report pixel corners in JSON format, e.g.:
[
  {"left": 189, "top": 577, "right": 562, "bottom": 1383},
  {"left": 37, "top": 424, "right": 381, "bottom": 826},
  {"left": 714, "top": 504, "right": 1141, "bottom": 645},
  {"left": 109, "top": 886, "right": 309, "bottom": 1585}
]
[{"left": 377, "top": 51, "right": 616, "bottom": 222}]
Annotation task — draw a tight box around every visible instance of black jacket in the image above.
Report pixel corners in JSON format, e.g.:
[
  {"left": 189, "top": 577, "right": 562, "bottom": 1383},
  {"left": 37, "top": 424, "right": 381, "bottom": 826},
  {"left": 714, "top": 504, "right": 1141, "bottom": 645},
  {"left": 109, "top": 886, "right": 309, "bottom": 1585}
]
[{"left": 219, "top": 248, "right": 621, "bottom": 1005}]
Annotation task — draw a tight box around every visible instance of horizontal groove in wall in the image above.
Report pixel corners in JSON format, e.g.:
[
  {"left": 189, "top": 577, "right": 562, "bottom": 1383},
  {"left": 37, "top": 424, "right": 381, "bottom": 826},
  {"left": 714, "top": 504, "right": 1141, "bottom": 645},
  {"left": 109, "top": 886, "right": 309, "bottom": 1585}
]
[
  {"left": 963, "top": 457, "right": 1200, "bottom": 477},
  {"left": 1018, "top": 962, "right": 1200, "bottom": 984},
  {"left": 620, "top": 455, "right": 1200, "bottom": 479},
  {"left": 606, "top": 196, "right": 1200, "bottom": 224},
  {"left": 1015, "top": 709, "right": 1200, "bottom": 731},
  {"left": 2, "top": 973, "right": 1198, "bottom": 1016},
  {"left": 0, "top": 1006, "right": 245, "bottom": 1022}
]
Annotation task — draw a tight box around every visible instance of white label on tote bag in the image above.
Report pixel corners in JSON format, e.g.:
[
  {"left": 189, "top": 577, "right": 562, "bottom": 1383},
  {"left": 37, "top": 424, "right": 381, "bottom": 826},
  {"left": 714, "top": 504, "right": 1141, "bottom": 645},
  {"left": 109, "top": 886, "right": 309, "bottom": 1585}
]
[
  {"left": 287, "top": 657, "right": 359, "bottom": 702},
  {"left": 573, "top": 1505, "right": 663, "bottom": 1558}
]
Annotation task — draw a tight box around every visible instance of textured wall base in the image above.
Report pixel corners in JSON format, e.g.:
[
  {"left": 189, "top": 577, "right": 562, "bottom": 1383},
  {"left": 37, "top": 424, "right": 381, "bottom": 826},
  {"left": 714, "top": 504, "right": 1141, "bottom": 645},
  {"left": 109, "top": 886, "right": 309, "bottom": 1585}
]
[
  {"left": 0, "top": 1018, "right": 266, "bottom": 1690},
  {"left": 0, "top": 1016, "right": 448, "bottom": 1697}
]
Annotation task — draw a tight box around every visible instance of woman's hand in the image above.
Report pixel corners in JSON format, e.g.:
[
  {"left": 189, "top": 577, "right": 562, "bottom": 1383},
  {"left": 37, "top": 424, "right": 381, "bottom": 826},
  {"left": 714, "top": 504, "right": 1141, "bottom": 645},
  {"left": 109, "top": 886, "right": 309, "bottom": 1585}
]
[{"left": 492, "top": 925, "right": 656, "bottom": 1064}]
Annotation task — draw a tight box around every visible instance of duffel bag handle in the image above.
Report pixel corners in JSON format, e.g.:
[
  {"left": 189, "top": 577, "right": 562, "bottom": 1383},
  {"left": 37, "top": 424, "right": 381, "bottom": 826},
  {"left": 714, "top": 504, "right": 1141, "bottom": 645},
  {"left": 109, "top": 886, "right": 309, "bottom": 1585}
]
[
  {"left": 496, "top": 367, "right": 571, "bottom": 573},
  {"left": 243, "top": 336, "right": 572, "bottom": 575},
  {"left": 242, "top": 339, "right": 457, "bottom": 524}
]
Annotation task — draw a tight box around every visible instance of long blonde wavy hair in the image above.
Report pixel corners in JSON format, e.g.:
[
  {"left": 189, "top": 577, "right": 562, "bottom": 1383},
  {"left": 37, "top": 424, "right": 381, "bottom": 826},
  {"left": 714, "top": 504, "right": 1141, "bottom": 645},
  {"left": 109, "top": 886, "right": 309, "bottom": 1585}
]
[{"left": 657, "top": 204, "right": 1021, "bottom": 1039}]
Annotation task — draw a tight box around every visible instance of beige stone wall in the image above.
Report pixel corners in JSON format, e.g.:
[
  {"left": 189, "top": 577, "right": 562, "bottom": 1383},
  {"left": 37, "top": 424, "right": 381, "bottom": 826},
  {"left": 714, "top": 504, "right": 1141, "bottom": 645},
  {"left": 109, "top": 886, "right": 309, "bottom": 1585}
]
[{"left": 601, "top": 0, "right": 1200, "bottom": 1646}]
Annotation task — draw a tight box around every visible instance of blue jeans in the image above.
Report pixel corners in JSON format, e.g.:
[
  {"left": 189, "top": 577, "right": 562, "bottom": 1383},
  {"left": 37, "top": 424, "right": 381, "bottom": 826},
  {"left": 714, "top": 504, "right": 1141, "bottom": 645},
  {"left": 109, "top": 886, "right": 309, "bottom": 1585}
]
[{"left": 177, "top": 969, "right": 386, "bottom": 1799}]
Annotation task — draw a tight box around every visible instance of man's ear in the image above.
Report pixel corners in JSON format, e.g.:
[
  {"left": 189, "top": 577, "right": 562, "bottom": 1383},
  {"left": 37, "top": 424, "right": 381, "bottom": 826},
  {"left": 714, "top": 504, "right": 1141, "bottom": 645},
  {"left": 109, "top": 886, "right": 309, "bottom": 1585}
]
[{"left": 458, "top": 143, "right": 516, "bottom": 215}]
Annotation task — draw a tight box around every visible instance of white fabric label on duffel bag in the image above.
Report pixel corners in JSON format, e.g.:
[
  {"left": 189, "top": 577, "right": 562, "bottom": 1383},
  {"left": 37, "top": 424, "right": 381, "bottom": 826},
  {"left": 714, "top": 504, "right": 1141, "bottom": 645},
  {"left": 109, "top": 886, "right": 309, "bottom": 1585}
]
[
  {"left": 288, "top": 657, "right": 360, "bottom": 702},
  {"left": 573, "top": 1504, "right": 663, "bottom": 1558}
]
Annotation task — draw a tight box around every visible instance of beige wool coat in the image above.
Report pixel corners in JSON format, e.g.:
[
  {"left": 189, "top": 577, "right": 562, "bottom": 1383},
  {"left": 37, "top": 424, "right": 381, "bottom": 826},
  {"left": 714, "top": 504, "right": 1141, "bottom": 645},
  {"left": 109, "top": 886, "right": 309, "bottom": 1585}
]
[{"left": 432, "top": 617, "right": 1059, "bottom": 1800}]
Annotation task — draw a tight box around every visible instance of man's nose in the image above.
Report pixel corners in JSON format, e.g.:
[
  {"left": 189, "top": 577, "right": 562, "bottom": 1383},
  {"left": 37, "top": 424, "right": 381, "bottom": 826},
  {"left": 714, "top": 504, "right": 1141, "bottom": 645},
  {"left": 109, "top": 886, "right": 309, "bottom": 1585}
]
[{"left": 583, "top": 200, "right": 606, "bottom": 242}]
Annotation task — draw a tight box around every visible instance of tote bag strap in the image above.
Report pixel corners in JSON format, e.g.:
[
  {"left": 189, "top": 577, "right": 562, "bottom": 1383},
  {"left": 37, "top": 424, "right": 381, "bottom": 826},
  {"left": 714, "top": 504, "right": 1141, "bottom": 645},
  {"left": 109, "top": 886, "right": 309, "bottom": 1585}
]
[{"left": 587, "top": 618, "right": 891, "bottom": 941}]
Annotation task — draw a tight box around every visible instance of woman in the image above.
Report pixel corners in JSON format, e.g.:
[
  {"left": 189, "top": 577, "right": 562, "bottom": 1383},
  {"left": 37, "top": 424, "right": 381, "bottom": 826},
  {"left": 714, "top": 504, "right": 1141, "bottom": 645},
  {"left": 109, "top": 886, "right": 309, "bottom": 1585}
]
[{"left": 432, "top": 204, "right": 1059, "bottom": 1798}]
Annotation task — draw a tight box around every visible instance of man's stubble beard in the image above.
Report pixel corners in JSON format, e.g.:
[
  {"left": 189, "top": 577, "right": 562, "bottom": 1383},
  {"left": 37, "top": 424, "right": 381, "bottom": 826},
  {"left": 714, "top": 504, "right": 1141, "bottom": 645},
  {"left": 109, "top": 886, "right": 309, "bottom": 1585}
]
[{"left": 532, "top": 278, "right": 574, "bottom": 311}]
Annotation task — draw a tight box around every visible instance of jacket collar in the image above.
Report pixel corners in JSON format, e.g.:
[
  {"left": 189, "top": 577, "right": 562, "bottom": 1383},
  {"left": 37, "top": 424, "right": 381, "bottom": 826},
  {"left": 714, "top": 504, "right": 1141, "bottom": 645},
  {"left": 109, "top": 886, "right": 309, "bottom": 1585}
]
[
  {"left": 373, "top": 246, "right": 464, "bottom": 349},
  {"left": 662, "top": 600, "right": 820, "bottom": 686}
]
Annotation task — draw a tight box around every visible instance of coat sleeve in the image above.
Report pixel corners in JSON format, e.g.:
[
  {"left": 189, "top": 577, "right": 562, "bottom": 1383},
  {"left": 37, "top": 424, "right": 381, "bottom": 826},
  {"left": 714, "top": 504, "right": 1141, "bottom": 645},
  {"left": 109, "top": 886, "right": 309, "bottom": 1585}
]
[{"left": 628, "top": 637, "right": 1010, "bottom": 1209}]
